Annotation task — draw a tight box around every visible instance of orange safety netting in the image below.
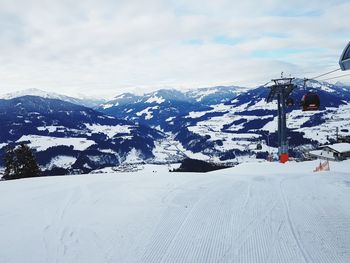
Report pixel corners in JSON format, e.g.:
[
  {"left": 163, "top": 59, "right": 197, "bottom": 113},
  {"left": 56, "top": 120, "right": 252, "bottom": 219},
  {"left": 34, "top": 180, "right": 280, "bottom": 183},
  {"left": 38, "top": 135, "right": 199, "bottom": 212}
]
[{"left": 313, "top": 160, "right": 330, "bottom": 172}]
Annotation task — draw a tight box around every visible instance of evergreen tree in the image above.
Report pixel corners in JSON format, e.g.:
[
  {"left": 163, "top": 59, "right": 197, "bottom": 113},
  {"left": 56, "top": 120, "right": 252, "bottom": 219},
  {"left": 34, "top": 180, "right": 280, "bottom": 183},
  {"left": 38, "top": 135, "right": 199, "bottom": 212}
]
[
  {"left": 2, "top": 144, "right": 41, "bottom": 180},
  {"left": 3, "top": 146, "right": 16, "bottom": 180}
]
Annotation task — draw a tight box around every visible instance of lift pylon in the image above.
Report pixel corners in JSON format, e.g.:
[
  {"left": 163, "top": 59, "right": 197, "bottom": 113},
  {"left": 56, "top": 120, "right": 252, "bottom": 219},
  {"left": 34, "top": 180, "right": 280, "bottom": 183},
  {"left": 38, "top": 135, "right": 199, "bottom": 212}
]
[{"left": 266, "top": 77, "right": 295, "bottom": 163}]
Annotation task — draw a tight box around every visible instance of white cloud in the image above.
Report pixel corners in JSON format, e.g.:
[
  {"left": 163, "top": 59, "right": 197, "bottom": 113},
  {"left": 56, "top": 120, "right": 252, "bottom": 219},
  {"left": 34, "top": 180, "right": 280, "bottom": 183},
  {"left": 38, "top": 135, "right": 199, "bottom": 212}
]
[{"left": 0, "top": 0, "right": 349, "bottom": 98}]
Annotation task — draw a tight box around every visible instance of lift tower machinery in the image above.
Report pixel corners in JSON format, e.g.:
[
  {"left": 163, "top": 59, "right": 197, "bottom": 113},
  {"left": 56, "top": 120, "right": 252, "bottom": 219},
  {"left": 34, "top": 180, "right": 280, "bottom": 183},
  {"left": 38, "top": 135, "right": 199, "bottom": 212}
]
[{"left": 266, "top": 76, "right": 295, "bottom": 163}]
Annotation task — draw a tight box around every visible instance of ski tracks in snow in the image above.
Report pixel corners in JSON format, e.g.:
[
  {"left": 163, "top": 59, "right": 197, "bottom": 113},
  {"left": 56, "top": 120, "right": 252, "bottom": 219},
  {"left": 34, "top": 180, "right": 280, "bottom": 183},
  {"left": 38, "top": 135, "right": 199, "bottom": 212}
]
[
  {"left": 141, "top": 173, "right": 350, "bottom": 263},
  {"left": 42, "top": 184, "right": 102, "bottom": 263},
  {"left": 2, "top": 164, "right": 350, "bottom": 263},
  {"left": 42, "top": 187, "right": 80, "bottom": 263},
  {"left": 280, "top": 174, "right": 350, "bottom": 263},
  {"left": 142, "top": 176, "right": 282, "bottom": 263},
  {"left": 279, "top": 177, "right": 311, "bottom": 263}
]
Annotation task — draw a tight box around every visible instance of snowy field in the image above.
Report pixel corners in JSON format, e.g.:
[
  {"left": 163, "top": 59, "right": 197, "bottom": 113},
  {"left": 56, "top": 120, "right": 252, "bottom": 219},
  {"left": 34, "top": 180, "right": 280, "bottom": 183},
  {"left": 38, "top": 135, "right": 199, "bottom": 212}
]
[
  {"left": 17, "top": 135, "right": 95, "bottom": 151},
  {"left": 0, "top": 160, "right": 350, "bottom": 263}
]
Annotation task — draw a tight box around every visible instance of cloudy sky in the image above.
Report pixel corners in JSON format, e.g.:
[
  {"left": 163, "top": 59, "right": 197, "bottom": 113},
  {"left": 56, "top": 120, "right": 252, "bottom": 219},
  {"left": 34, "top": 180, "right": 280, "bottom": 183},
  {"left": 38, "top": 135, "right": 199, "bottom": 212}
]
[{"left": 0, "top": 0, "right": 349, "bottom": 98}]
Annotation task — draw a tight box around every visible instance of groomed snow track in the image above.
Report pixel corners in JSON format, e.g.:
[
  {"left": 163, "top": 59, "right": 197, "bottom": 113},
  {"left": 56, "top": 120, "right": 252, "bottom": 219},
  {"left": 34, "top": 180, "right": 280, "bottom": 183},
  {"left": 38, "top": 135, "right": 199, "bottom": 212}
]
[{"left": 0, "top": 162, "right": 349, "bottom": 263}]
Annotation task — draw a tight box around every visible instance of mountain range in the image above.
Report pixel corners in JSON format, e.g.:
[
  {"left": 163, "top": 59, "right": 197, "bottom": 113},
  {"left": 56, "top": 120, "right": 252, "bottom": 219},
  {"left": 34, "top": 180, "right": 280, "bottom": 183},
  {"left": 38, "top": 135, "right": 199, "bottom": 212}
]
[
  {"left": 0, "top": 80, "right": 349, "bottom": 174},
  {"left": 0, "top": 96, "right": 162, "bottom": 175},
  {"left": 0, "top": 88, "right": 106, "bottom": 108}
]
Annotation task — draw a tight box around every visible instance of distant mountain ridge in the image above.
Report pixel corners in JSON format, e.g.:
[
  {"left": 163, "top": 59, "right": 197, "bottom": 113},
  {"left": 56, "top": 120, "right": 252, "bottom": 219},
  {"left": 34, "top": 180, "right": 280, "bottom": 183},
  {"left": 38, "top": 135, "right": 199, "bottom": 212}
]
[
  {"left": 164, "top": 79, "right": 350, "bottom": 161},
  {"left": 97, "top": 86, "right": 242, "bottom": 130},
  {"left": 1, "top": 81, "right": 349, "bottom": 174},
  {"left": 0, "top": 88, "right": 106, "bottom": 108},
  {"left": 0, "top": 95, "right": 163, "bottom": 174},
  {"left": 95, "top": 81, "right": 350, "bottom": 163}
]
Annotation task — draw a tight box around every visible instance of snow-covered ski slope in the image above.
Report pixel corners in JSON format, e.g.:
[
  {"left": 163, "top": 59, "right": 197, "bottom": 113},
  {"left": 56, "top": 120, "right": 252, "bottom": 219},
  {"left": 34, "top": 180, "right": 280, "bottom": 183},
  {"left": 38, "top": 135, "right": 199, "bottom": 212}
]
[{"left": 0, "top": 160, "right": 350, "bottom": 263}]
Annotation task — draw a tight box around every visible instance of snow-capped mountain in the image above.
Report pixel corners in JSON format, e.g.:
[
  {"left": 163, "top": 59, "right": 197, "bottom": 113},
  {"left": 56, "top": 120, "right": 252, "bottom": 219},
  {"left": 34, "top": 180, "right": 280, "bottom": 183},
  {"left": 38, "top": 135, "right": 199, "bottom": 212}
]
[
  {"left": 0, "top": 88, "right": 105, "bottom": 108},
  {"left": 185, "top": 85, "right": 243, "bottom": 105},
  {"left": 97, "top": 86, "right": 241, "bottom": 130},
  {"left": 98, "top": 89, "right": 211, "bottom": 130},
  {"left": 0, "top": 96, "right": 163, "bottom": 174},
  {"left": 1, "top": 80, "right": 349, "bottom": 173},
  {"left": 99, "top": 80, "right": 350, "bottom": 163},
  {"left": 165, "top": 80, "right": 350, "bottom": 161},
  {"left": 100, "top": 93, "right": 142, "bottom": 109}
]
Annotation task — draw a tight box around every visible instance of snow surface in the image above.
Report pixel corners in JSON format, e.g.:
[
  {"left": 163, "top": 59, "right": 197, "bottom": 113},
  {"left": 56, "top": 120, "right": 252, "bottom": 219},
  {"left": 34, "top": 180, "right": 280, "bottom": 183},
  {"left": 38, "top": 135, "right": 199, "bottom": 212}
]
[
  {"left": 187, "top": 112, "right": 275, "bottom": 154},
  {"left": 0, "top": 88, "right": 69, "bottom": 100},
  {"left": 248, "top": 99, "right": 277, "bottom": 111},
  {"left": 124, "top": 148, "right": 144, "bottom": 163},
  {"left": 187, "top": 111, "right": 207, "bottom": 118},
  {"left": 1, "top": 160, "right": 350, "bottom": 263},
  {"left": 156, "top": 135, "right": 214, "bottom": 161},
  {"left": 151, "top": 138, "right": 191, "bottom": 163},
  {"left": 45, "top": 156, "right": 77, "bottom": 170},
  {"left": 0, "top": 88, "right": 106, "bottom": 107},
  {"left": 185, "top": 103, "right": 231, "bottom": 120},
  {"left": 295, "top": 104, "right": 350, "bottom": 144},
  {"left": 101, "top": 103, "right": 114, "bottom": 109},
  {"left": 165, "top": 116, "right": 176, "bottom": 122},
  {"left": 37, "top": 126, "right": 65, "bottom": 133},
  {"left": 309, "top": 149, "right": 336, "bottom": 160},
  {"left": 17, "top": 135, "right": 95, "bottom": 151},
  {"left": 85, "top": 124, "right": 131, "bottom": 139},
  {"left": 136, "top": 106, "right": 159, "bottom": 120},
  {"left": 0, "top": 143, "right": 7, "bottom": 149},
  {"left": 145, "top": 96, "right": 165, "bottom": 104},
  {"left": 321, "top": 143, "right": 350, "bottom": 153},
  {"left": 191, "top": 88, "right": 221, "bottom": 101},
  {"left": 261, "top": 103, "right": 350, "bottom": 143}
]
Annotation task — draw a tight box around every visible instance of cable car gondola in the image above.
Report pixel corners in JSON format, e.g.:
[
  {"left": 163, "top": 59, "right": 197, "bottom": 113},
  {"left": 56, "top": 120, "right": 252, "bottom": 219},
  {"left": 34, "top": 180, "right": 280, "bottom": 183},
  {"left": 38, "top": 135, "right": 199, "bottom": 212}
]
[
  {"left": 339, "top": 42, "right": 350, "bottom": 71},
  {"left": 301, "top": 92, "right": 320, "bottom": 111}
]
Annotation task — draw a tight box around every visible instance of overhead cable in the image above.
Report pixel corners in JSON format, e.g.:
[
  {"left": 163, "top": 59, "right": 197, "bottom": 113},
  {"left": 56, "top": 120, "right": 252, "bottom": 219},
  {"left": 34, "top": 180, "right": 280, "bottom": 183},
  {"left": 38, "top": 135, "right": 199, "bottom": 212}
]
[
  {"left": 320, "top": 73, "right": 350, "bottom": 81},
  {"left": 309, "top": 68, "right": 341, "bottom": 80}
]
